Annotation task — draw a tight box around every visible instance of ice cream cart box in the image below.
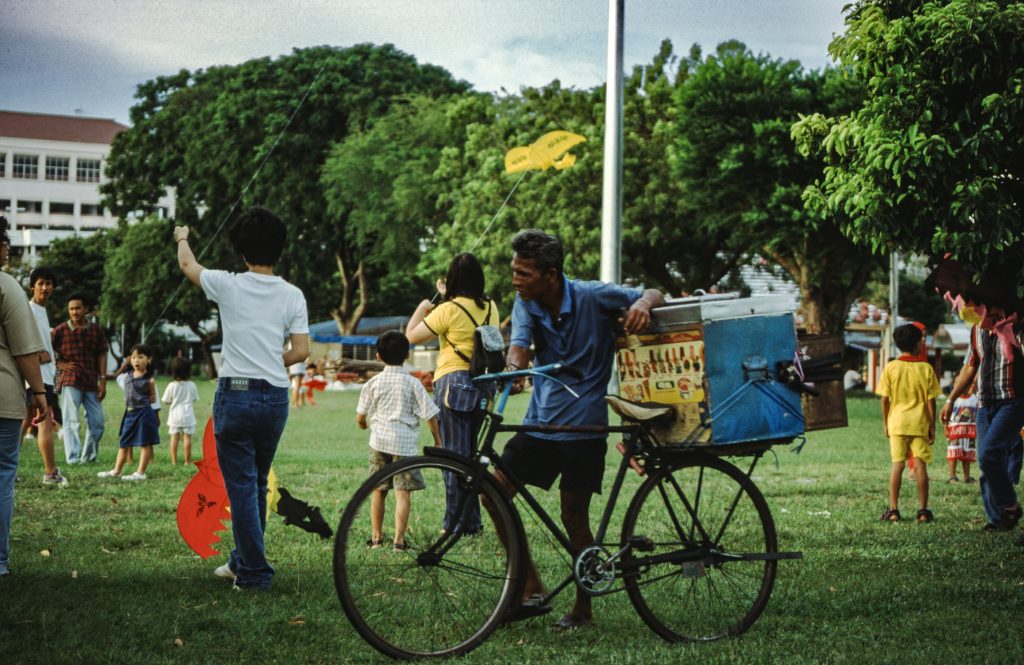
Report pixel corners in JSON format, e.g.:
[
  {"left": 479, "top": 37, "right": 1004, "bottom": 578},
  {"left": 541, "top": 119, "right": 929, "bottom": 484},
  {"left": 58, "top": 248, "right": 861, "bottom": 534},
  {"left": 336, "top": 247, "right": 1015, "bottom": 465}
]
[{"left": 615, "top": 294, "right": 804, "bottom": 446}]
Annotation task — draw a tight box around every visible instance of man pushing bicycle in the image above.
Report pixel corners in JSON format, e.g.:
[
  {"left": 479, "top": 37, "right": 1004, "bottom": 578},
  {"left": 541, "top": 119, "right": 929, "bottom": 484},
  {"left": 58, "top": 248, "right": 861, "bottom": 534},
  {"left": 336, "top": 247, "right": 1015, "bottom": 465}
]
[{"left": 489, "top": 229, "right": 664, "bottom": 630}]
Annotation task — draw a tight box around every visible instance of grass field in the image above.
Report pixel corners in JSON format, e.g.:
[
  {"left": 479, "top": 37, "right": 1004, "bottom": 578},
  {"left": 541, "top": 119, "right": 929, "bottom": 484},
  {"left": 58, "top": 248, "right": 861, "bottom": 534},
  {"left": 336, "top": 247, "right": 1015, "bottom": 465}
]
[{"left": 2, "top": 383, "right": 1022, "bottom": 664}]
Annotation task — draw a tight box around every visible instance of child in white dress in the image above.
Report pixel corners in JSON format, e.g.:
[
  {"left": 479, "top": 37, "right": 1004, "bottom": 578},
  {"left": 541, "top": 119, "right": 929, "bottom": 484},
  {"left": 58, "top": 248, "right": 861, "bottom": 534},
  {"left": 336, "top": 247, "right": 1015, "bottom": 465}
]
[{"left": 162, "top": 357, "right": 199, "bottom": 465}]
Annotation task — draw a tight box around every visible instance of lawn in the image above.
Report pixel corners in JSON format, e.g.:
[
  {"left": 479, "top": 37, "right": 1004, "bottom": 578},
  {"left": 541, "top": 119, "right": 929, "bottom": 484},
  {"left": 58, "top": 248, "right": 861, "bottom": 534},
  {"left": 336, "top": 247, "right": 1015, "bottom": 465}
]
[{"left": 2, "top": 384, "right": 1022, "bottom": 664}]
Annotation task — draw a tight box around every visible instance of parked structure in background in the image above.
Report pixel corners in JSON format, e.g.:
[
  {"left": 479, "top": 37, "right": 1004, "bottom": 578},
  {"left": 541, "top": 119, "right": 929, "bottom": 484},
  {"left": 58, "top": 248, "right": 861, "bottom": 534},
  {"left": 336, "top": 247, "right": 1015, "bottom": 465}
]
[{"left": 0, "top": 110, "right": 175, "bottom": 263}]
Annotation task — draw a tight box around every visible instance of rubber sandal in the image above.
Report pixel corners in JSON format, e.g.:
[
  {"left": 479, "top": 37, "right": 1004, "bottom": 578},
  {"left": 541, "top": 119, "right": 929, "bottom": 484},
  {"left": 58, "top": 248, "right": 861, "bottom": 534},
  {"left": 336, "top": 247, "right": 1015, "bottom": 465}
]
[
  {"left": 504, "top": 593, "right": 553, "bottom": 624},
  {"left": 366, "top": 538, "right": 384, "bottom": 549},
  {"left": 880, "top": 508, "right": 901, "bottom": 522},
  {"left": 916, "top": 508, "right": 933, "bottom": 523},
  {"left": 552, "top": 613, "right": 592, "bottom": 631}
]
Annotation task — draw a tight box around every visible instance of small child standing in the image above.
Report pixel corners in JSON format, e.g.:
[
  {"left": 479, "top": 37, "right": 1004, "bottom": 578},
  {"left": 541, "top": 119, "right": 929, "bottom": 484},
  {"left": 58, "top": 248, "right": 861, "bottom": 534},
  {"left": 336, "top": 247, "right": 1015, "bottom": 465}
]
[
  {"left": 877, "top": 323, "right": 942, "bottom": 523},
  {"left": 98, "top": 344, "right": 160, "bottom": 481},
  {"left": 356, "top": 331, "right": 441, "bottom": 550},
  {"left": 944, "top": 385, "right": 977, "bottom": 484},
  {"left": 163, "top": 357, "right": 200, "bottom": 465}
]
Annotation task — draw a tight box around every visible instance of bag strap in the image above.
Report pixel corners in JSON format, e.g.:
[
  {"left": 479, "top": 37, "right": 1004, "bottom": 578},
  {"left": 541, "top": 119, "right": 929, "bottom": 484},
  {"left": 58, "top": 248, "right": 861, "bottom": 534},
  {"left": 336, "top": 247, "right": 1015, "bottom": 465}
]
[{"left": 441, "top": 299, "right": 485, "bottom": 363}]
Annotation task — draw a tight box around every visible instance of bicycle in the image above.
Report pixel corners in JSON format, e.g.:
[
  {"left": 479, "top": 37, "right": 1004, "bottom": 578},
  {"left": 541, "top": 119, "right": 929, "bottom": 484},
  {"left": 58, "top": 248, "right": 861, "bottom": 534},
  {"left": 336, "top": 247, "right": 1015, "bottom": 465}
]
[{"left": 333, "top": 362, "right": 803, "bottom": 659}]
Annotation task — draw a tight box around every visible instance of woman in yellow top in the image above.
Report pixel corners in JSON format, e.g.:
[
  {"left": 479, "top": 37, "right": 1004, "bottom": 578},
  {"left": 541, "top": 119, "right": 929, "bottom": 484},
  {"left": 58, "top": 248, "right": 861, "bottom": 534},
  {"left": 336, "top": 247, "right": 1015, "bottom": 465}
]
[{"left": 406, "top": 253, "right": 501, "bottom": 535}]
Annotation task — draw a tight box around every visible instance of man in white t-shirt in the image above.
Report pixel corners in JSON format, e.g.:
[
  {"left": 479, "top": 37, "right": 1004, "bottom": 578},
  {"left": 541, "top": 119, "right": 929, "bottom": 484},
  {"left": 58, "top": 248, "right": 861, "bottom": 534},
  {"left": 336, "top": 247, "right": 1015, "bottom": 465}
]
[
  {"left": 175, "top": 207, "right": 309, "bottom": 590},
  {"left": 24, "top": 267, "right": 67, "bottom": 486}
]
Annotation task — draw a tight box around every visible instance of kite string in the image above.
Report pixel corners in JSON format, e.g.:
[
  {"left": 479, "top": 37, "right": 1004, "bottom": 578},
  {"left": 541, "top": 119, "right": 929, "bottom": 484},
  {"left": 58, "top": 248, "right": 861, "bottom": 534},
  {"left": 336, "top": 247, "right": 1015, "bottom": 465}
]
[
  {"left": 142, "top": 56, "right": 333, "bottom": 344},
  {"left": 430, "top": 169, "right": 528, "bottom": 305}
]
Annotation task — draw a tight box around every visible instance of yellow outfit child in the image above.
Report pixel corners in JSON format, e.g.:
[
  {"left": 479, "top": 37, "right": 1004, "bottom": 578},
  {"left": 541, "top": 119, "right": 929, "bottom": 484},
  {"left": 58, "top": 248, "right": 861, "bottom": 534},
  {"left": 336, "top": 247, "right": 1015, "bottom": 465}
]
[{"left": 876, "top": 358, "right": 942, "bottom": 463}]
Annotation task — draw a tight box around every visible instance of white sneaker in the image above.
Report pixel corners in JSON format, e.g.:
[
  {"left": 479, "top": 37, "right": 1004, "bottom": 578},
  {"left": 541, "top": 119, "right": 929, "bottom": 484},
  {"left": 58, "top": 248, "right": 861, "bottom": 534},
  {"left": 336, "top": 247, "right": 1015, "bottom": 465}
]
[
  {"left": 214, "top": 564, "right": 236, "bottom": 581},
  {"left": 97, "top": 469, "right": 120, "bottom": 478},
  {"left": 42, "top": 469, "right": 69, "bottom": 486},
  {"left": 122, "top": 472, "right": 147, "bottom": 481}
]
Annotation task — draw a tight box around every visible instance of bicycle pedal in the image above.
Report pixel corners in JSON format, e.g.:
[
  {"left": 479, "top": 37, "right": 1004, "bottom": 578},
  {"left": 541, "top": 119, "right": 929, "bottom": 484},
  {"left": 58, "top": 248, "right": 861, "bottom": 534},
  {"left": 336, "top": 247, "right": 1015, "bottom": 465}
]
[
  {"left": 628, "top": 536, "right": 655, "bottom": 552},
  {"left": 616, "top": 441, "right": 646, "bottom": 476}
]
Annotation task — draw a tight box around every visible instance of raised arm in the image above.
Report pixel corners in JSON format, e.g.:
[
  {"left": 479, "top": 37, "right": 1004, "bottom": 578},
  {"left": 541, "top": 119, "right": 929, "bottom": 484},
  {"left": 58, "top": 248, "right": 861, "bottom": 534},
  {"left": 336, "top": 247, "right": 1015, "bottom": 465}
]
[
  {"left": 406, "top": 300, "right": 436, "bottom": 345},
  {"left": 174, "top": 225, "right": 205, "bottom": 286}
]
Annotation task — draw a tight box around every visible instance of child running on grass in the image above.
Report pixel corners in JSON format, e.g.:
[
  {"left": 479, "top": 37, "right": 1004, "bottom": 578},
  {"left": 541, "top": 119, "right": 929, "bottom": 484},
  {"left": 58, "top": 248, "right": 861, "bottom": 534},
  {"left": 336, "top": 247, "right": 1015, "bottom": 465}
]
[
  {"left": 355, "top": 331, "right": 441, "bottom": 551},
  {"left": 98, "top": 344, "right": 159, "bottom": 481},
  {"left": 162, "top": 357, "right": 199, "bottom": 465},
  {"left": 877, "top": 323, "right": 942, "bottom": 523},
  {"left": 945, "top": 384, "right": 978, "bottom": 484}
]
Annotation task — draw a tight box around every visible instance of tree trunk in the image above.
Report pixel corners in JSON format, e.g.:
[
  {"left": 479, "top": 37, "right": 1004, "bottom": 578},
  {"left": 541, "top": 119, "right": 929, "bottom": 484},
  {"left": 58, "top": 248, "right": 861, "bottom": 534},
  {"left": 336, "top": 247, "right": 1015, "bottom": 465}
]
[
  {"left": 187, "top": 320, "right": 220, "bottom": 379},
  {"left": 331, "top": 252, "right": 367, "bottom": 335}
]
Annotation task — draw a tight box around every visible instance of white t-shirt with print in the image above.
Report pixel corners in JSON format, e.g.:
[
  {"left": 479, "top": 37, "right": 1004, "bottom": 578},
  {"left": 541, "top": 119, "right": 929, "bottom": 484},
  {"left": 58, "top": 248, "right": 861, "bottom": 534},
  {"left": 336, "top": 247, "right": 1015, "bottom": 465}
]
[{"left": 200, "top": 270, "right": 308, "bottom": 388}]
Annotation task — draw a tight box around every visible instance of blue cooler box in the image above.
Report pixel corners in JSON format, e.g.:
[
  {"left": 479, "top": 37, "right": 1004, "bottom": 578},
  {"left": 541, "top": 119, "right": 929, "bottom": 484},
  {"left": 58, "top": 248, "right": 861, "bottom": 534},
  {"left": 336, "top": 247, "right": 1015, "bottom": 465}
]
[{"left": 615, "top": 294, "right": 804, "bottom": 446}]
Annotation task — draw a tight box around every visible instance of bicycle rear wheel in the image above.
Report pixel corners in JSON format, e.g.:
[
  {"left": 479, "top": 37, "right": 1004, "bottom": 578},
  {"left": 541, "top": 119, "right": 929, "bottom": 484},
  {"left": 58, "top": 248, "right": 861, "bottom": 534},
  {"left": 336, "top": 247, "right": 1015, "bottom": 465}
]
[
  {"left": 334, "top": 455, "right": 525, "bottom": 659},
  {"left": 620, "top": 453, "right": 778, "bottom": 642}
]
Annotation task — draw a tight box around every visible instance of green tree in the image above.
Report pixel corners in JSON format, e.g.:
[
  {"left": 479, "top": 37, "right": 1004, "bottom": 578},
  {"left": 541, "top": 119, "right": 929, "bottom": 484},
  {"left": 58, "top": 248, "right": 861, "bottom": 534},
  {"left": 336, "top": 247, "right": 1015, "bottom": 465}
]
[
  {"left": 793, "top": 0, "right": 1024, "bottom": 287},
  {"left": 38, "top": 231, "right": 116, "bottom": 326},
  {"left": 670, "top": 41, "right": 878, "bottom": 333},
  {"left": 100, "top": 216, "right": 220, "bottom": 376},
  {"left": 103, "top": 44, "right": 469, "bottom": 328},
  {"left": 320, "top": 95, "right": 470, "bottom": 332}
]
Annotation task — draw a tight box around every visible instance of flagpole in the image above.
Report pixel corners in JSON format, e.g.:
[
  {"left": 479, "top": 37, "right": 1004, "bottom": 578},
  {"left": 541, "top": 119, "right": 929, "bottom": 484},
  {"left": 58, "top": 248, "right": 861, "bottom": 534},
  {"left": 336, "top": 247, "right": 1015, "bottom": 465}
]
[{"left": 600, "top": 0, "right": 624, "bottom": 285}]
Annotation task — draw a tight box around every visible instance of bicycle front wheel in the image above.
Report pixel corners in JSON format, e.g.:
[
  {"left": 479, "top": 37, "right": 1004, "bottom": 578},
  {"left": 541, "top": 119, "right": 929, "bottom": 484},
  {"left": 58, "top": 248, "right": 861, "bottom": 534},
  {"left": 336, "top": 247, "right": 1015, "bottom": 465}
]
[
  {"left": 334, "top": 455, "right": 525, "bottom": 659},
  {"left": 620, "top": 453, "right": 778, "bottom": 642}
]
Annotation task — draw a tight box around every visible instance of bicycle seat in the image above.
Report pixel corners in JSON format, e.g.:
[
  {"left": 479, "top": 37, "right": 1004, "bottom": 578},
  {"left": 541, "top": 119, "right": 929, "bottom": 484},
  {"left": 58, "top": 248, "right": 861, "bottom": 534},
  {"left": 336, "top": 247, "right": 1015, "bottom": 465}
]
[{"left": 606, "top": 395, "right": 676, "bottom": 424}]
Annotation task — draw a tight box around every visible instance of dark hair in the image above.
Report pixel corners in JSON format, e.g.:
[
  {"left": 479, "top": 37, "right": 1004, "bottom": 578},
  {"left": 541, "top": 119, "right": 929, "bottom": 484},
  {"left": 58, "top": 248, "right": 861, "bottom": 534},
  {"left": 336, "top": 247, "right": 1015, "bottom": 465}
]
[
  {"left": 129, "top": 344, "right": 155, "bottom": 378},
  {"left": 29, "top": 266, "right": 56, "bottom": 287},
  {"left": 170, "top": 356, "right": 191, "bottom": 381},
  {"left": 893, "top": 323, "right": 923, "bottom": 353},
  {"left": 67, "top": 293, "right": 89, "bottom": 308},
  {"left": 229, "top": 206, "right": 286, "bottom": 266},
  {"left": 0, "top": 215, "right": 8, "bottom": 245},
  {"left": 306, "top": 363, "right": 317, "bottom": 371},
  {"left": 377, "top": 330, "right": 409, "bottom": 366},
  {"left": 511, "top": 229, "right": 564, "bottom": 275},
  {"left": 443, "top": 252, "right": 487, "bottom": 309}
]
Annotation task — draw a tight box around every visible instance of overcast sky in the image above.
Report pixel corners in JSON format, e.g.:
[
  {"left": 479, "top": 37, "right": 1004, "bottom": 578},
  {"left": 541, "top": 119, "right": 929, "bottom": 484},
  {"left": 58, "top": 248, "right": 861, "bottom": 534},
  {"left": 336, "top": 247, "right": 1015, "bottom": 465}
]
[{"left": 1, "top": 0, "right": 851, "bottom": 125}]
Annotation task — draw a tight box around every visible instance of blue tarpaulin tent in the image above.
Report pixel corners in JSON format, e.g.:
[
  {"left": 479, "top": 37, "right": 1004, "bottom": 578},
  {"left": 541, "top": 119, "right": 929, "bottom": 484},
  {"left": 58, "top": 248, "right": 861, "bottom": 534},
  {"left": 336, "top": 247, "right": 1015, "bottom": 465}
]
[{"left": 308, "top": 316, "right": 408, "bottom": 345}]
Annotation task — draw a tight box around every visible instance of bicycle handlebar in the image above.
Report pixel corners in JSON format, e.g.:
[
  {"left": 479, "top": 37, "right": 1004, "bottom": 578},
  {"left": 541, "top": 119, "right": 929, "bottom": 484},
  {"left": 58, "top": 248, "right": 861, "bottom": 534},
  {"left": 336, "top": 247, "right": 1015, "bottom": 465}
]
[{"left": 472, "top": 362, "right": 582, "bottom": 384}]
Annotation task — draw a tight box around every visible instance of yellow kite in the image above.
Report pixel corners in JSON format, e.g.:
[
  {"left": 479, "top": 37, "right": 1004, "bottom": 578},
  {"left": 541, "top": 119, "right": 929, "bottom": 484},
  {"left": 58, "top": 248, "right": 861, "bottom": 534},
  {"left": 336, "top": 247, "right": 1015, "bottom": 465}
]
[{"left": 504, "top": 130, "right": 587, "bottom": 173}]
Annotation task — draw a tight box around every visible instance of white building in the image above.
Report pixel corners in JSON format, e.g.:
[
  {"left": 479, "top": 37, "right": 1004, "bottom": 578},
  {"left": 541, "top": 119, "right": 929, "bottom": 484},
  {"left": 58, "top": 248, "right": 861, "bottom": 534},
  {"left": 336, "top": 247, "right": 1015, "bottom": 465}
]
[{"left": 0, "top": 110, "right": 174, "bottom": 262}]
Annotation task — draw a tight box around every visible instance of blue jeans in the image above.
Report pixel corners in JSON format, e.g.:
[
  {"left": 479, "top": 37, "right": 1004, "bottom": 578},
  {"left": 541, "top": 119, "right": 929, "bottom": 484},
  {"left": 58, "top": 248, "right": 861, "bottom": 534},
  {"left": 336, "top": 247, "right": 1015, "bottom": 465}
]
[
  {"left": 1, "top": 418, "right": 23, "bottom": 575},
  {"left": 976, "top": 399, "right": 1024, "bottom": 523},
  {"left": 60, "top": 386, "right": 105, "bottom": 463},
  {"left": 213, "top": 378, "right": 289, "bottom": 589},
  {"left": 434, "top": 372, "right": 486, "bottom": 533}
]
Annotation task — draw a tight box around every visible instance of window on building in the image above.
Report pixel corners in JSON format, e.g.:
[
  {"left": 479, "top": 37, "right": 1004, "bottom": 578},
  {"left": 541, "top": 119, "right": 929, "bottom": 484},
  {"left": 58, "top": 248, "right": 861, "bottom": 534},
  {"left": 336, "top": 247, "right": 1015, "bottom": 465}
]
[
  {"left": 20, "top": 200, "right": 43, "bottom": 214},
  {"left": 13, "top": 154, "right": 38, "bottom": 179},
  {"left": 50, "top": 202, "right": 74, "bottom": 215},
  {"left": 0, "top": 154, "right": 6, "bottom": 178},
  {"left": 45, "top": 156, "right": 70, "bottom": 181},
  {"left": 0, "top": 199, "right": 10, "bottom": 214},
  {"left": 80, "top": 203, "right": 103, "bottom": 216},
  {"left": 77, "top": 158, "right": 101, "bottom": 183},
  {"left": 47, "top": 224, "right": 75, "bottom": 231}
]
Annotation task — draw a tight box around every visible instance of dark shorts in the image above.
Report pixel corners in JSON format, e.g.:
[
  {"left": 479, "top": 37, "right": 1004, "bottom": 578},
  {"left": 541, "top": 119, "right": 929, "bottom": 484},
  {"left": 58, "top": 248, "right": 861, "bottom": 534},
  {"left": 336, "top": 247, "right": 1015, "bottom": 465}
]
[
  {"left": 25, "top": 385, "right": 62, "bottom": 425},
  {"left": 501, "top": 432, "right": 607, "bottom": 495}
]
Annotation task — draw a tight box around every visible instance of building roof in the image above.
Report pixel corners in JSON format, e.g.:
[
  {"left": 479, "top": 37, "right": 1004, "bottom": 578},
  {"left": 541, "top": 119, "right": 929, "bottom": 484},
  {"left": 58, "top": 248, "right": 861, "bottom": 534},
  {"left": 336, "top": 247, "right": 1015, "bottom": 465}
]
[{"left": 0, "top": 110, "right": 127, "bottom": 145}]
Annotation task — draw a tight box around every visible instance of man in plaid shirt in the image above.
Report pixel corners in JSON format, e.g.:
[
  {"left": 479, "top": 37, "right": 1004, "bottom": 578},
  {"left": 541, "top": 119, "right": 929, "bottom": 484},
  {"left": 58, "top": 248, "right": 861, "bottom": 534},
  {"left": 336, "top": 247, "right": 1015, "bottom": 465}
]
[{"left": 51, "top": 295, "right": 108, "bottom": 464}]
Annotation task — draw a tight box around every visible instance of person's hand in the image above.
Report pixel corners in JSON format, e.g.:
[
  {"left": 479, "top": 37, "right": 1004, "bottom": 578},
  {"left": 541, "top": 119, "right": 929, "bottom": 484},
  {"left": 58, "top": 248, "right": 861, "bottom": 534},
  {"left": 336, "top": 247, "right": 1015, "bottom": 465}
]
[
  {"left": 97, "top": 382, "right": 106, "bottom": 401},
  {"left": 173, "top": 225, "right": 190, "bottom": 244},
  {"left": 30, "top": 395, "right": 48, "bottom": 417},
  {"left": 418, "top": 299, "right": 434, "bottom": 315},
  {"left": 939, "top": 401, "right": 953, "bottom": 424},
  {"left": 622, "top": 301, "right": 653, "bottom": 334}
]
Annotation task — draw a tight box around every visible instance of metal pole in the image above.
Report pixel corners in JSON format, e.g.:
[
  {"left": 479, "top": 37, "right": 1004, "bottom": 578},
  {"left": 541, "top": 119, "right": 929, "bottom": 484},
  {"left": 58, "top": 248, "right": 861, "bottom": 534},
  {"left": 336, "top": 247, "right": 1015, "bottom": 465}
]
[{"left": 600, "top": 0, "right": 624, "bottom": 285}]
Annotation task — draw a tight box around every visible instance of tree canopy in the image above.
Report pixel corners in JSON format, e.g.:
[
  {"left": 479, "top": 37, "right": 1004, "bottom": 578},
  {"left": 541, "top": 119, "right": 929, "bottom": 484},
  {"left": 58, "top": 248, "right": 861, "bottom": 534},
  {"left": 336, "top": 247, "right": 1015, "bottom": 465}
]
[
  {"left": 792, "top": 0, "right": 1024, "bottom": 289},
  {"left": 670, "top": 41, "right": 877, "bottom": 332}
]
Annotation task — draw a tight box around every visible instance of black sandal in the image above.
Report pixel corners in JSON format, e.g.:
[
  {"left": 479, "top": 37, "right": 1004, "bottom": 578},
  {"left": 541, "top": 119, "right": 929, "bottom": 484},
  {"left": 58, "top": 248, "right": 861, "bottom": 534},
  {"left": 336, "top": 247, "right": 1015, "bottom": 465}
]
[
  {"left": 880, "top": 508, "right": 901, "bottom": 522},
  {"left": 916, "top": 508, "right": 933, "bottom": 523}
]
